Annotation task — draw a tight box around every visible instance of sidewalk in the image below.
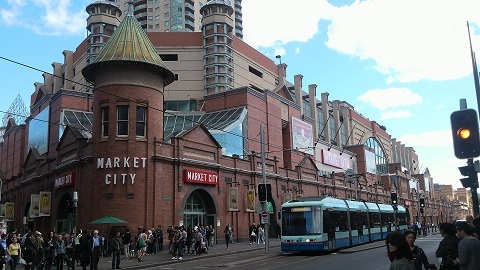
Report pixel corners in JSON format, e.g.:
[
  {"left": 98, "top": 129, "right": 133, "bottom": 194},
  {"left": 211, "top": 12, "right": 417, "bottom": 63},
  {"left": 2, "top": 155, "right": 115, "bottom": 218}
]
[{"left": 92, "top": 239, "right": 281, "bottom": 270}]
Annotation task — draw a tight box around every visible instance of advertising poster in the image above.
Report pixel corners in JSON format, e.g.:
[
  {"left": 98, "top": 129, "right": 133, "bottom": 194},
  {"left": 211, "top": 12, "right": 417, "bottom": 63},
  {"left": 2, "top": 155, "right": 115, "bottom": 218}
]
[
  {"left": 228, "top": 188, "right": 238, "bottom": 211},
  {"left": 5, "top": 203, "right": 14, "bottom": 221},
  {"left": 246, "top": 190, "right": 255, "bottom": 212},
  {"left": 0, "top": 204, "right": 4, "bottom": 216},
  {"left": 284, "top": 193, "right": 292, "bottom": 202},
  {"left": 30, "top": 194, "right": 40, "bottom": 218},
  {"left": 292, "top": 117, "right": 313, "bottom": 155},
  {"left": 39, "top": 191, "right": 51, "bottom": 217}
]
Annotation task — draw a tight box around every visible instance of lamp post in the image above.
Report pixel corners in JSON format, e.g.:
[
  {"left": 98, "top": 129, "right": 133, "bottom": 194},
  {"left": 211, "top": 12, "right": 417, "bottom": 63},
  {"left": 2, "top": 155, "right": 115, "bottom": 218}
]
[{"left": 72, "top": 191, "right": 78, "bottom": 270}]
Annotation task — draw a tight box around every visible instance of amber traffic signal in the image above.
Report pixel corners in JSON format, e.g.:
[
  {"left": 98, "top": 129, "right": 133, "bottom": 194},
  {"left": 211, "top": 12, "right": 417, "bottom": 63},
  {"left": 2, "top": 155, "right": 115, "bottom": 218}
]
[{"left": 450, "top": 109, "right": 480, "bottom": 159}]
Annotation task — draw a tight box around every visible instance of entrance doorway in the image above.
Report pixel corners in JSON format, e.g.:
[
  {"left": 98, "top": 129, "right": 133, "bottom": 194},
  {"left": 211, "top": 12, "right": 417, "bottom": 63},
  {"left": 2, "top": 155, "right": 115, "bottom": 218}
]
[{"left": 183, "top": 189, "right": 216, "bottom": 240}]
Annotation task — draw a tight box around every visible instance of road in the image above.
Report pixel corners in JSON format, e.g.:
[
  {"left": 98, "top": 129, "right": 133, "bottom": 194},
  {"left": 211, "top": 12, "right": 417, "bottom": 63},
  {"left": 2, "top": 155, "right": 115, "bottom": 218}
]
[{"left": 140, "top": 234, "right": 443, "bottom": 270}]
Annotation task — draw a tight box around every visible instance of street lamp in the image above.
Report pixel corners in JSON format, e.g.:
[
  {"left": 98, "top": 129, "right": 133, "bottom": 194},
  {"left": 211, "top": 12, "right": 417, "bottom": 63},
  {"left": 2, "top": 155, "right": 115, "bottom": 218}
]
[
  {"left": 72, "top": 191, "right": 78, "bottom": 270},
  {"left": 275, "top": 55, "right": 282, "bottom": 64}
]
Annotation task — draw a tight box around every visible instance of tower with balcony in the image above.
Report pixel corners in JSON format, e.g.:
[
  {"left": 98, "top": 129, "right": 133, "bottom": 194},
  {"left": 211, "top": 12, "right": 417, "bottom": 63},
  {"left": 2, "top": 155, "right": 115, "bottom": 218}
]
[
  {"left": 200, "top": 0, "right": 235, "bottom": 95},
  {"left": 85, "top": 1, "right": 122, "bottom": 64}
]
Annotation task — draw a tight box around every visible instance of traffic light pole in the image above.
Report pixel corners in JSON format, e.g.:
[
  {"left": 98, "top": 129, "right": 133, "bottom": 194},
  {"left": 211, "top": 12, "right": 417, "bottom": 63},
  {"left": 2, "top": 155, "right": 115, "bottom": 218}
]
[{"left": 467, "top": 158, "right": 480, "bottom": 217}]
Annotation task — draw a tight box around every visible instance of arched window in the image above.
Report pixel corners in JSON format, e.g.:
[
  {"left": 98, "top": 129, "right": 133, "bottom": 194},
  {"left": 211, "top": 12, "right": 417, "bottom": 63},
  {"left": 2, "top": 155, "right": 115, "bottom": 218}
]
[{"left": 365, "top": 137, "right": 388, "bottom": 174}]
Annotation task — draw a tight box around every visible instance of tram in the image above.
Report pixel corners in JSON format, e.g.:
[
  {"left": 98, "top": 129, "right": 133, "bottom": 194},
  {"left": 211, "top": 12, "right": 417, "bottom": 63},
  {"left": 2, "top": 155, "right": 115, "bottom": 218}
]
[{"left": 281, "top": 196, "right": 408, "bottom": 252}]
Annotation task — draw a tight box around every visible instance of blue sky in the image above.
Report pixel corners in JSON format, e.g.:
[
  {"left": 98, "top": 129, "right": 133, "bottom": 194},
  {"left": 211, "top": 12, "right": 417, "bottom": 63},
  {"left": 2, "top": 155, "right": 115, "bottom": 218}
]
[{"left": 1, "top": 0, "right": 480, "bottom": 188}]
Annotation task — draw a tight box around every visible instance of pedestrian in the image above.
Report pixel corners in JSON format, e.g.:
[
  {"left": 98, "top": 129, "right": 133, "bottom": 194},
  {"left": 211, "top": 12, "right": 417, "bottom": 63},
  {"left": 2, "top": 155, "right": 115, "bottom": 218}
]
[
  {"left": 194, "top": 229, "right": 202, "bottom": 255},
  {"left": 55, "top": 234, "right": 66, "bottom": 270},
  {"left": 137, "top": 229, "right": 147, "bottom": 262},
  {"left": 90, "top": 230, "right": 102, "bottom": 270},
  {"left": 75, "top": 229, "right": 83, "bottom": 266},
  {"left": 452, "top": 222, "right": 480, "bottom": 270},
  {"left": 8, "top": 237, "right": 21, "bottom": 270},
  {"left": 386, "top": 231, "right": 415, "bottom": 270},
  {"left": 156, "top": 226, "right": 164, "bottom": 252},
  {"left": 0, "top": 235, "right": 6, "bottom": 270},
  {"left": 404, "top": 230, "right": 436, "bottom": 270},
  {"left": 122, "top": 228, "right": 131, "bottom": 261},
  {"left": 80, "top": 232, "right": 92, "bottom": 270},
  {"left": 110, "top": 231, "right": 122, "bottom": 270},
  {"left": 257, "top": 225, "right": 265, "bottom": 244},
  {"left": 435, "top": 222, "right": 460, "bottom": 270},
  {"left": 23, "top": 231, "right": 38, "bottom": 270},
  {"left": 224, "top": 225, "right": 230, "bottom": 249},
  {"left": 44, "top": 232, "right": 56, "bottom": 270},
  {"left": 186, "top": 226, "right": 193, "bottom": 254},
  {"left": 249, "top": 223, "right": 257, "bottom": 245}
]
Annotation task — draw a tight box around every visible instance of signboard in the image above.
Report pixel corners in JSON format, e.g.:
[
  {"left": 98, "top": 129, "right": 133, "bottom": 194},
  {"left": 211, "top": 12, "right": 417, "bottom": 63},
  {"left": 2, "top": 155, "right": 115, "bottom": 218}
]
[
  {"left": 246, "top": 190, "right": 255, "bottom": 212},
  {"left": 54, "top": 172, "right": 75, "bottom": 189},
  {"left": 39, "top": 191, "right": 51, "bottom": 217},
  {"left": 365, "top": 149, "right": 376, "bottom": 174},
  {"left": 30, "top": 194, "right": 40, "bottom": 218},
  {"left": 5, "top": 203, "right": 14, "bottom": 221},
  {"left": 292, "top": 117, "right": 313, "bottom": 155},
  {"left": 184, "top": 169, "right": 219, "bottom": 185},
  {"left": 261, "top": 211, "right": 268, "bottom": 224},
  {"left": 404, "top": 200, "right": 411, "bottom": 207},
  {"left": 228, "top": 188, "right": 238, "bottom": 211},
  {"left": 321, "top": 150, "right": 351, "bottom": 170}
]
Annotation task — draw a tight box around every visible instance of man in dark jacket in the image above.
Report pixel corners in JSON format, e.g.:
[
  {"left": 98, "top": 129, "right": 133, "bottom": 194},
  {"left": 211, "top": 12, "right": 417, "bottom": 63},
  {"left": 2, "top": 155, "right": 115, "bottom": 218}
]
[
  {"left": 121, "top": 229, "right": 131, "bottom": 261},
  {"left": 110, "top": 232, "right": 122, "bottom": 270}
]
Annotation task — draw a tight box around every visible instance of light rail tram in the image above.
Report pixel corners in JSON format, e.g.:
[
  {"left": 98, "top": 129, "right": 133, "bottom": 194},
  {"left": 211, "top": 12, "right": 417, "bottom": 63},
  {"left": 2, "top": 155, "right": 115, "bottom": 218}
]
[{"left": 281, "top": 196, "right": 408, "bottom": 252}]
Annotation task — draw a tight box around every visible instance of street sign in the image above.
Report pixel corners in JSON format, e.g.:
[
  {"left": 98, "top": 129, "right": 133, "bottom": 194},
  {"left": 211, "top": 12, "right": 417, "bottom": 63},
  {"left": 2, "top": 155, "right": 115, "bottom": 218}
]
[{"left": 261, "top": 211, "right": 268, "bottom": 224}]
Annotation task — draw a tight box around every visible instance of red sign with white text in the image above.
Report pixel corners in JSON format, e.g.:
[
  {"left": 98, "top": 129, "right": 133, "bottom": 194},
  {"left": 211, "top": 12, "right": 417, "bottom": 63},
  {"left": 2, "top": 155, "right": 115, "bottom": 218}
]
[
  {"left": 184, "top": 169, "right": 219, "bottom": 185},
  {"left": 54, "top": 172, "right": 76, "bottom": 189}
]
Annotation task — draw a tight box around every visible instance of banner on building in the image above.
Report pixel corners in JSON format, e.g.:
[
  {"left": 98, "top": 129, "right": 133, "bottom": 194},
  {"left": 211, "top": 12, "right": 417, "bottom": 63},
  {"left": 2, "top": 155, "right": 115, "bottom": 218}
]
[
  {"left": 30, "top": 194, "right": 40, "bottom": 218},
  {"left": 292, "top": 117, "right": 313, "bottom": 155},
  {"left": 246, "top": 190, "right": 255, "bottom": 212},
  {"left": 39, "top": 191, "right": 51, "bottom": 217},
  {"left": 228, "top": 188, "right": 238, "bottom": 211},
  {"left": 5, "top": 203, "right": 14, "bottom": 221}
]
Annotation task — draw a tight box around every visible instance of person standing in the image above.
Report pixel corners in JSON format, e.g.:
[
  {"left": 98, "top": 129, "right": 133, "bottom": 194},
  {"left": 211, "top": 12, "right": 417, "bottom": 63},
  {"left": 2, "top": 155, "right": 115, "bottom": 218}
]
[
  {"left": 404, "top": 230, "right": 435, "bottom": 270},
  {"left": 435, "top": 222, "right": 459, "bottom": 270},
  {"left": 8, "top": 237, "right": 21, "bottom": 270},
  {"left": 110, "top": 231, "right": 122, "bottom": 270},
  {"left": 386, "top": 231, "right": 415, "bottom": 270},
  {"left": 80, "top": 232, "right": 92, "bottom": 270},
  {"left": 452, "top": 222, "right": 480, "bottom": 270},
  {"left": 0, "top": 234, "right": 7, "bottom": 270},
  {"left": 122, "top": 228, "right": 131, "bottom": 261},
  {"left": 44, "top": 232, "right": 57, "bottom": 270},
  {"left": 90, "top": 230, "right": 102, "bottom": 270},
  {"left": 23, "top": 232, "right": 38, "bottom": 270},
  {"left": 55, "top": 234, "right": 66, "bottom": 270},
  {"left": 75, "top": 229, "right": 83, "bottom": 266}
]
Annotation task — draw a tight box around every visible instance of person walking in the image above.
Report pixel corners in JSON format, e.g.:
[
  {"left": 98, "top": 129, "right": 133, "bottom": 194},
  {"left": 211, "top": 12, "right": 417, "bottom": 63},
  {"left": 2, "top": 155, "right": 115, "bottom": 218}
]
[
  {"left": 435, "top": 222, "right": 459, "bottom": 270},
  {"left": 80, "top": 232, "right": 92, "bottom": 270},
  {"left": 8, "top": 237, "right": 22, "bottom": 270},
  {"left": 156, "top": 226, "right": 164, "bottom": 252},
  {"left": 224, "top": 225, "right": 231, "bottom": 249},
  {"left": 110, "top": 231, "right": 122, "bottom": 270},
  {"left": 404, "top": 230, "right": 436, "bottom": 270},
  {"left": 23, "top": 231, "right": 38, "bottom": 270},
  {"left": 122, "top": 228, "right": 131, "bottom": 261},
  {"left": 386, "top": 231, "right": 415, "bottom": 270},
  {"left": 90, "top": 230, "right": 102, "bottom": 270},
  {"left": 44, "top": 232, "right": 57, "bottom": 270},
  {"left": 452, "top": 222, "right": 480, "bottom": 270}
]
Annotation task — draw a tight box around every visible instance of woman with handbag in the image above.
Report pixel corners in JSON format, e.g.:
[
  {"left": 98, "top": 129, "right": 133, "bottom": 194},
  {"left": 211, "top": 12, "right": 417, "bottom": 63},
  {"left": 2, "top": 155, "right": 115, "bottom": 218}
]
[
  {"left": 435, "top": 222, "right": 459, "bottom": 270},
  {"left": 8, "top": 237, "right": 21, "bottom": 270},
  {"left": 404, "top": 230, "right": 437, "bottom": 270}
]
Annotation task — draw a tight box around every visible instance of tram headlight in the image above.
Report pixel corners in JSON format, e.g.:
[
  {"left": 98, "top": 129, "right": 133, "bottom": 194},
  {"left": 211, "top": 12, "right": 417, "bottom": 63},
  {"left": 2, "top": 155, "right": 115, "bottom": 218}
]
[{"left": 305, "top": 239, "right": 310, "bottom": 242}]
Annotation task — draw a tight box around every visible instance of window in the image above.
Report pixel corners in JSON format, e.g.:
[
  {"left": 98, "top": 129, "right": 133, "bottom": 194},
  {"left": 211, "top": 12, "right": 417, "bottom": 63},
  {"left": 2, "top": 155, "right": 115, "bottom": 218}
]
[
  {"left": 165, "top": 20, "right": 169, "bottom": 26},
  {"left": 136, "top": 106, "right": 146, "bottom": 137},
  {"left": 165, "top": 12, "right": 169, "bottom": 17},
  {"left": 248, "top": 66, "right": 263, "bottom": 78},
  {"left": 117, "top": 105, "right": 128, "bottom": 136},
  {"left": 101, "top": 106, "right": 109, "bottom": 137},
  {"left": 148, "top": 24, "right": 153, "bottom": 29},
  {"left": 148, "top": 8, "right": 153, "bottom": 12},
  {"left": 148, "top": 16, "right": 153, "bottom": 21},
  {"left": 155, "top": 7, "right": 160, "bottom": 12},
  {"left": 159, "top": 54, "right": 178, "bottom": 61},
  {"left": 155, "top": 15, "right": 160, "bottom": 20},
  {"left": 155, "top": 23, "right": 160, "bottom": 29}
]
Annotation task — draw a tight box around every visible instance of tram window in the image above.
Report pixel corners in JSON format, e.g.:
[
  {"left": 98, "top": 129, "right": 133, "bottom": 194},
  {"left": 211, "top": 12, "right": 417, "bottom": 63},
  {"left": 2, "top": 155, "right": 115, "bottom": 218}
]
[
  {"left": 329, "top": 211, "right": 348, "bottom": 232},
  {"left": 397, "top": 213, "right": 407, "bottom": 226},
  {"left": 350, "top": 212, "right": 358, "bottom": 230},
  {"left": 369, "top": 212, "right": 380, "bottom": 228},
  {"left": 282, "top": 206, "right": 322, "bottom": 236}
]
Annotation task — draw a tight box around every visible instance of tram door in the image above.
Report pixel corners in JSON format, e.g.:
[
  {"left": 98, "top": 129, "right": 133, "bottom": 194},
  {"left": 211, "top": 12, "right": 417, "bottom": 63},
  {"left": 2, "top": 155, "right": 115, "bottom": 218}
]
[{"left": 324, "top": 210, "right": 336, "bottom": 249}]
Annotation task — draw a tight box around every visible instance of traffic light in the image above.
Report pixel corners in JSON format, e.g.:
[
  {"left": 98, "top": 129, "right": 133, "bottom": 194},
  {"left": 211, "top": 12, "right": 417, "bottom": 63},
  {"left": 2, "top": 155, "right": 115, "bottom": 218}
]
[
  {"left": 458, "top": 162, "right": 479, "bottom": 188},
  {"left": 66, "top": 200, "right": 74, "bottom": 208},
  {"left": 390, "top": 192, "right": 398, "bottom": 205},
  {"left": 419, "top": 198, "right": 425, "bottom": 208},
  {"left": 258, "top": 184, "right": 272, "bottom": 202},
  {"left": 450, "top": 109, "right": 480, "bottom": 159}
]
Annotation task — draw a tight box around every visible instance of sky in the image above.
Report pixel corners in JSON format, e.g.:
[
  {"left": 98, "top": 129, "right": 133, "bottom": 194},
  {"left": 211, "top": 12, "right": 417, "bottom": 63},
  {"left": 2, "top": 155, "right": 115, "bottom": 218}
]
[{"left": 1, "top": 0, "right": 480, "bottom": 189}]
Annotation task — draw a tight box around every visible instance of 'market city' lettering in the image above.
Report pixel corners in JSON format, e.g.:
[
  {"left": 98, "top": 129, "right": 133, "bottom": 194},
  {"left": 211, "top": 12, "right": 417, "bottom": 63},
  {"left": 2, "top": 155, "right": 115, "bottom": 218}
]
[{"left": 97, "top": 156, "right": 146, "bottom": 185}]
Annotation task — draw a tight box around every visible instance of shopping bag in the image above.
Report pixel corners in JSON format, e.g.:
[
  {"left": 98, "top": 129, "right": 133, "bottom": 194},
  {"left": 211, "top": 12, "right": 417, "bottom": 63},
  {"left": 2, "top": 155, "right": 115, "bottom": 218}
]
[{"left": 19, "top": 257, "right": 27, "bottom": 265}]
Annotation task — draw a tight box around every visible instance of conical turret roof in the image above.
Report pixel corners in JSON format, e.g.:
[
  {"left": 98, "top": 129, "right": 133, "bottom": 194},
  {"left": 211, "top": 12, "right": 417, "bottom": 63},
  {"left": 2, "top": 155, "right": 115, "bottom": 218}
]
[{"left": 82, "top": 12, "right": 175, "bottom": 86}]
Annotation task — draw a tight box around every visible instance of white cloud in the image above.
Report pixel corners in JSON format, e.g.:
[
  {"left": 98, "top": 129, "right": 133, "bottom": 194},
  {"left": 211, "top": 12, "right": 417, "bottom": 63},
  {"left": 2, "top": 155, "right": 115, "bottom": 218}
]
[
  {"left": 397, "top": 130, "right": 452, "bottom": 147},
  {"left": 357, "top": 87, "right": 423, "bottom": 110},
  {"left": 243, "top": 0, "right": 480, "bottom": 83},
  {"left": 295, "top": 48, "right": 301, "bottom": 54},
  {"left": 1, "top": 0, "right": 86, "bottom": 36},
  {"left": 380, "top": 110, "right": 411, "bottom": 120}
]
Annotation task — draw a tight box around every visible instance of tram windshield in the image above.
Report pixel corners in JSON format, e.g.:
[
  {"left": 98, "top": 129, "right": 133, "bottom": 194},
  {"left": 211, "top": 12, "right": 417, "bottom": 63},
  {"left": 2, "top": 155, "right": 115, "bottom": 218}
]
[{"left": 282, "top": 206, "right": 322, "bottom": 236}]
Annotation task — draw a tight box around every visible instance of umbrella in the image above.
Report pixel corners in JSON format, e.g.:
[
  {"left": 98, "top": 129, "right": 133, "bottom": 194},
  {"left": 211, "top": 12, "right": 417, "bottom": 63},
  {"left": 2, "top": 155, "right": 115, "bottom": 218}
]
[{"left": 89, "top": 215, "right": 126, "bottom": 224}]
